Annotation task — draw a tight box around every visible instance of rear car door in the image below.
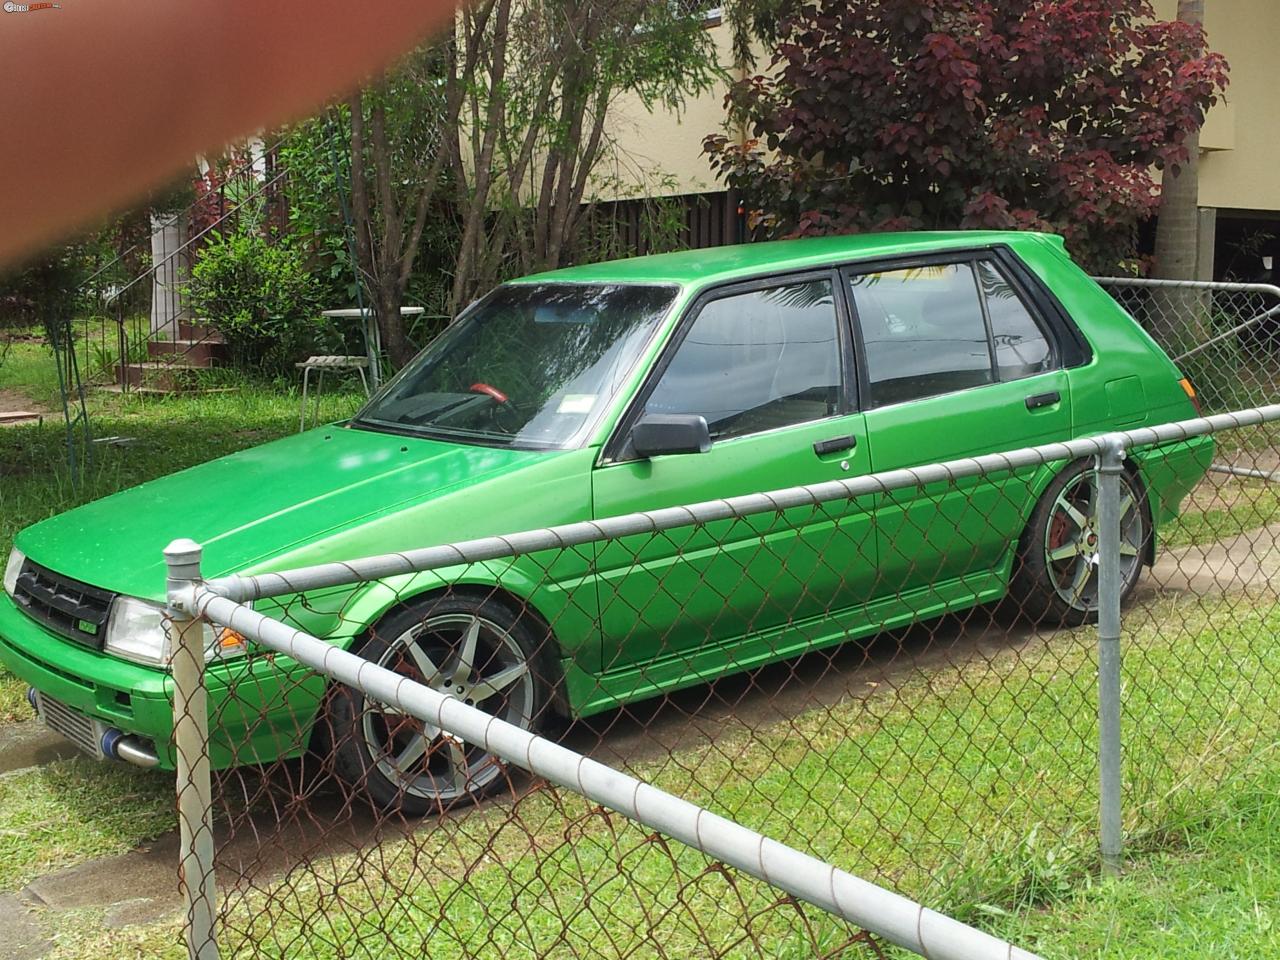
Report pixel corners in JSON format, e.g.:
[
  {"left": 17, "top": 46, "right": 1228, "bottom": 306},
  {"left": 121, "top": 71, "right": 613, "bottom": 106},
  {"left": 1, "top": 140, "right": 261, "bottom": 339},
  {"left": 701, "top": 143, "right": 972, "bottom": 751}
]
[
  {"left": 845, "top": 252, "right": 1073, "bottom": 600},
  {"left": 590, "top": 272, "right": 878, "bottom": 685}
]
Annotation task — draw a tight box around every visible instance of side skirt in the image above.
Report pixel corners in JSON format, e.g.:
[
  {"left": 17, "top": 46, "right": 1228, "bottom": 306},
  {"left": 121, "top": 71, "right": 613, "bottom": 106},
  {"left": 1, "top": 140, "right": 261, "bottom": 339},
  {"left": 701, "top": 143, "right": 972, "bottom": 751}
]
[{"left": 563, "top": 568, "right": 1009, "bottom": 719}]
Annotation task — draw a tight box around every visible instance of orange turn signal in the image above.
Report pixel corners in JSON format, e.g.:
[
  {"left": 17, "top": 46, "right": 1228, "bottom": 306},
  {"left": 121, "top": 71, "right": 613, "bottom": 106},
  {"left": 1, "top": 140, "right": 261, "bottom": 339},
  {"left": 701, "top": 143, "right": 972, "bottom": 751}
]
[
  {"left": 1178, "top": 377, "right": 1201, "bottom": 415},
  {"left": 217, "top": 627, "right": 247, "bottom": 650}
]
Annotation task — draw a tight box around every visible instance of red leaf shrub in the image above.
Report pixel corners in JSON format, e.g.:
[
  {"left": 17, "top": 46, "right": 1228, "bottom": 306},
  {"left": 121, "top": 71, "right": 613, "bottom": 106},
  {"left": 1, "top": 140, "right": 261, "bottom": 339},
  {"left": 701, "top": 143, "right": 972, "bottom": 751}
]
[{"left": 706, "top": 0, "right": 1228, "bottom": 271}]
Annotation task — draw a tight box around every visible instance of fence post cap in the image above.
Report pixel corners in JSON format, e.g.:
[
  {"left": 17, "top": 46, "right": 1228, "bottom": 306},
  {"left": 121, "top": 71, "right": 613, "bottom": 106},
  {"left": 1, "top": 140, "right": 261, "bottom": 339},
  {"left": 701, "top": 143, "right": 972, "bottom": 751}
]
[
  {"left": 163, "top": 539, "right": 203, "bottom": 581},
  {"left": 1098, "top": 433, "right": 1128, "bottom": 469}
]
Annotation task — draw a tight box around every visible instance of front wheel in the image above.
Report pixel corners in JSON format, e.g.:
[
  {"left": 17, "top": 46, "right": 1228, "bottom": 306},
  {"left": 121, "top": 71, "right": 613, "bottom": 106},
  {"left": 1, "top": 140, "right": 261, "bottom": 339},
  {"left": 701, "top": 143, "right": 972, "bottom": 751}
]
[
  {"left": 1010, "top": 460, "right": 1151, "bottom": 626},
  {"left": 322, "top": 594, "right": 553, "bottom": 817}
]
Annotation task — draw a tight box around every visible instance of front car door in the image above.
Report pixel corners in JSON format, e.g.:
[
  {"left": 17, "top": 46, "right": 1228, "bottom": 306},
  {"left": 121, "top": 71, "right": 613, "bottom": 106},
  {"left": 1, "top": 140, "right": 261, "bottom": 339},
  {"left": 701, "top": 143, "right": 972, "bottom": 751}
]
[
  {"left": 585, "top": 272, "right": 878, "bottom": 709},
  {"left": 845, "top": 251, "right": 1074, "bottom": 605}
]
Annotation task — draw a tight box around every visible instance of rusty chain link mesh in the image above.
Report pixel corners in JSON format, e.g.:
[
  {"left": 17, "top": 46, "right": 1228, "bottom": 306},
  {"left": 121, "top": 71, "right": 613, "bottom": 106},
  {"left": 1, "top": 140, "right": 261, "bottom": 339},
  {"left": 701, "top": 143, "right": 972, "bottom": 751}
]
[{"left": 169, "top": 333, "right": 1280, "bottom": 957}]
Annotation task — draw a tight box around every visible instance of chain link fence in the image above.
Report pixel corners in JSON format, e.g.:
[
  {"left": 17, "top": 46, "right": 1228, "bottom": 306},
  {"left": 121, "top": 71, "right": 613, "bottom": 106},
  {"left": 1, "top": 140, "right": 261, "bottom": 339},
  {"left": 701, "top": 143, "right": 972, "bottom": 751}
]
[
  {"left": 1094, "top": 277, "right": 1280, "bottom": 416},
  {"left": 156, "top": 396, "right": 1280, "bottom": 959}
]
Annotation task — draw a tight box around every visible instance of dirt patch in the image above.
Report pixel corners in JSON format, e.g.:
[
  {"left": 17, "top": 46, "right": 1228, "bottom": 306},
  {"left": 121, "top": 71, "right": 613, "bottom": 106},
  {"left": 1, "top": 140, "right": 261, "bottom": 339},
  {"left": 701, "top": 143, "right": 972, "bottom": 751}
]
[{"left": 0, "top": 389, "right": 51, "bottom": 428}]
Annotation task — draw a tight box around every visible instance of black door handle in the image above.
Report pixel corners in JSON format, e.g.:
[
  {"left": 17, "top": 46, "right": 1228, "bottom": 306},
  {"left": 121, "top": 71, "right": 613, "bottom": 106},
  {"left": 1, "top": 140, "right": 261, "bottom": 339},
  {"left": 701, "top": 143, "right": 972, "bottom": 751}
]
[
  {"left": 1025, "top": 391, "right": 1061, "bottom": 410},
  {"left": 813, "top": 435, "right": 857, "bottom": 456}
]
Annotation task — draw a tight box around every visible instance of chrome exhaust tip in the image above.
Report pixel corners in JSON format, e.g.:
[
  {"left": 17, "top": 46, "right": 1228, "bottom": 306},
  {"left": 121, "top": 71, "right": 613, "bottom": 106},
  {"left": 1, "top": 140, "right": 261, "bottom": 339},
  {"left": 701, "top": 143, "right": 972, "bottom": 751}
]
[{"left": 100, "top": 728, "right": 160, "bottom": 768}]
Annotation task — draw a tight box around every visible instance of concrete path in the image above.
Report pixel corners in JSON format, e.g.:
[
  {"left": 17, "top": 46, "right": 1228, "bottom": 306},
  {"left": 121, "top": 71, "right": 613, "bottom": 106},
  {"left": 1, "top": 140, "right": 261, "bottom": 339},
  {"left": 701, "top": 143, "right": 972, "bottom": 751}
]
[{"left": 0, "top": 722, "right": 79, "bottom": 777}]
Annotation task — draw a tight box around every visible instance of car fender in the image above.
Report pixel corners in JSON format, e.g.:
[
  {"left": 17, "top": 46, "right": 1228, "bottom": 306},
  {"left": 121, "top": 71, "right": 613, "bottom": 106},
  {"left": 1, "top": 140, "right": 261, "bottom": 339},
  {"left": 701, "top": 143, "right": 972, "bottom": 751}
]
[{"left": 318, "top": 558, "right": 568, "bottom": 653}]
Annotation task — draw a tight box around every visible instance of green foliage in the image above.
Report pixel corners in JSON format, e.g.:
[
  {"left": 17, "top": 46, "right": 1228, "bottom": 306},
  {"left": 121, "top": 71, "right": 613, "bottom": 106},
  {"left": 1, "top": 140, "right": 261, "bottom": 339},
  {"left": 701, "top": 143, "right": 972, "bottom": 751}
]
[
  {"left": 186, "top": 231, "right": 324, "bottom": 372},
  {"left": 279, "top": 104, "right": 458, "bottom": 355},
  {"left": 0, "top": 240, "right": 95, "bottom": 356},
  {"left": 279, "top": 113, "right": 378, "bottom": 310}
]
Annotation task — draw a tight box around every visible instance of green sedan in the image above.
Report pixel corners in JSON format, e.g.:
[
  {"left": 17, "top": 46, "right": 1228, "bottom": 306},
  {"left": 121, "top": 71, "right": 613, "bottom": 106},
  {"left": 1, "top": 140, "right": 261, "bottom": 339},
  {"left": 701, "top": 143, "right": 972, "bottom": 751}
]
[{"left": 1, "top": 231, "right": 1210, "bottom": 814}]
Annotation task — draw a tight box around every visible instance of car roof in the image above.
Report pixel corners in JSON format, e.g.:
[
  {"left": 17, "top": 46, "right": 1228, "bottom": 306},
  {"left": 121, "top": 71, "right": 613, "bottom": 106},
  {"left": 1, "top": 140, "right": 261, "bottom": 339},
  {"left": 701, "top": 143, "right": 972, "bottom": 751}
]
[{"left": 513, "top": 230, "right": 1062, "bottom": 289}]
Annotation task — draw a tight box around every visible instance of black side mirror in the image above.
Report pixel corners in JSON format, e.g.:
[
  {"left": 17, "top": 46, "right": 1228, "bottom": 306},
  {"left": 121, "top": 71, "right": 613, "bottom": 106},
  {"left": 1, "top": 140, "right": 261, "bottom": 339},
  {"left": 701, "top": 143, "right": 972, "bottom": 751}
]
[{"left": 630, "top": 414, "right": 712, "bottom": 458}]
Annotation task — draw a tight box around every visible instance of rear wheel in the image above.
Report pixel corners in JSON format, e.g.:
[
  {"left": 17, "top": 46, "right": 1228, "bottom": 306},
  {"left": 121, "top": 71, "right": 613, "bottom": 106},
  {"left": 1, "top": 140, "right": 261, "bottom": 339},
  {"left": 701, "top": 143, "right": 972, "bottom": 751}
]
[
  {"left": 1011, "top": 460, "right": 1150, "bottom": 626},
  {"left": 323, "top": 594, "right": 552, "bottom": 816}
]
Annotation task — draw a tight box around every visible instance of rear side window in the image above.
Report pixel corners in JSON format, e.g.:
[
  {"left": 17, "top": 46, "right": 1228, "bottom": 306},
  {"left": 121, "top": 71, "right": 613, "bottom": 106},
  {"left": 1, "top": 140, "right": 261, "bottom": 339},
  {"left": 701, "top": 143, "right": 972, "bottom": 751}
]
[
  {"left": 849, "top": 258, "right": 1056, "bottom": 407},
  {"left": 849, "top": 263, "right": 993, "bottom": 407},
  {"left": 645, "top": 278, "right": 843, "bottom": 440},
  {"left": 978, "top": 260, "right": 1052, "bottom": 380}
]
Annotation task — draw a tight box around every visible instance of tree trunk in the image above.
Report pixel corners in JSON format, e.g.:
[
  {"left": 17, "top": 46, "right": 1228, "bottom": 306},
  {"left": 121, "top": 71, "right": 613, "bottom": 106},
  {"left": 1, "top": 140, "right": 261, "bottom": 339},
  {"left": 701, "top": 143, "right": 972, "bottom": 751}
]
[
  {"left": 375, "top": 283, "right": 413, "bottom": 369},
  {"left": 1151, "top": 0, "right": 1209, "bottom": 351},
  {"left": 348, "top": 90, "right": 422, "bottom": 370}
]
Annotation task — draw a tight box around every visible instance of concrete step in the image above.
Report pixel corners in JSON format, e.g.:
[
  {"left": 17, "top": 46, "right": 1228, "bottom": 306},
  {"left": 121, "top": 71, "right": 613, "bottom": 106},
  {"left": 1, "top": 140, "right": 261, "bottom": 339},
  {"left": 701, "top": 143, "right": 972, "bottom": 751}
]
[
  {"left": 177, "top": 320, "right": 225, "bottom": 342},
  {"left": 146, "top": 338, "right": 225, "bottom": 364},
  {"left": 115, "top": 361, "right": 208, "bottom": 393}
]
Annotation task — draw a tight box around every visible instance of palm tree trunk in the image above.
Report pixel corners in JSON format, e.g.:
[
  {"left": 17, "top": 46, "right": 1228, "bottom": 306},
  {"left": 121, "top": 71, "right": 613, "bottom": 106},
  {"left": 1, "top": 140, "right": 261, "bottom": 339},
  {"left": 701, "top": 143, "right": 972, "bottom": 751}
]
[{"left": 1151, "top": 0, "right": 1209, "bottom": 351}]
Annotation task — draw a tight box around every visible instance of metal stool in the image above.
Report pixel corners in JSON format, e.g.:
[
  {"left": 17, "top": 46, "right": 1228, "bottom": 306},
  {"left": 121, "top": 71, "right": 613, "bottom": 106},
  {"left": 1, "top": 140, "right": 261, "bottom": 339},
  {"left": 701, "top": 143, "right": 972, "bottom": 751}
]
[{"left": 297, "top": 355, "right": 371, "bottom": 431}]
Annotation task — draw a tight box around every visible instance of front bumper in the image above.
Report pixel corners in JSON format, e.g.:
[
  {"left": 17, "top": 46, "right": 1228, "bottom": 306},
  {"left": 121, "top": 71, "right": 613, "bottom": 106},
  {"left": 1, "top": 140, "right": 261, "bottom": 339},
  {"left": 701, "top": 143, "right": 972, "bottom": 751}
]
[
  {"left": 29, "top": 685, "right": 159, "bottom": 767},
  {"left": 0, "top": 593, "right": 327, "bottom": 770}
]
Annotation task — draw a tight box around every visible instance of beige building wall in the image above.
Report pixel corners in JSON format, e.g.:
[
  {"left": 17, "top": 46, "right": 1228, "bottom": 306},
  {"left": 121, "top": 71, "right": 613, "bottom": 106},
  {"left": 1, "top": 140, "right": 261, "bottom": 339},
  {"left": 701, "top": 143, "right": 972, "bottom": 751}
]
[
  {"left": 606, "top": 5, "right": 1279, "bottom": 216},
  {"left": 1153, "top": 0, "right": 1280, "bottom": 214},
  {"left": 592, "top": 21, "right": 741, "bottom": 200}
]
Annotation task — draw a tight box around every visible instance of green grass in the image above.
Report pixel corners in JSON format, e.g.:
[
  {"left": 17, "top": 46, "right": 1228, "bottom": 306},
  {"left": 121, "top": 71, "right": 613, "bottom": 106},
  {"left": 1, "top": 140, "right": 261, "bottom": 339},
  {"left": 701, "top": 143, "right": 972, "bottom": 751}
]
[
  {"left": 0, "top": 677, "right": 30, "bottom": 724},
  {"left": 0, "top": 339, "right": 64, "bottom": 409},
  {"left": 1164, "top": 474, "right": 1280, "bottom": 549},
  {"left": 0, "top": 757, "right": 173, "bottom": 891},
  {"left": 18, "top": 591, "right": 1275, "bottom": 959},
  {"left": 989, "top": 768, "right": 1280, "bottom": 957}
]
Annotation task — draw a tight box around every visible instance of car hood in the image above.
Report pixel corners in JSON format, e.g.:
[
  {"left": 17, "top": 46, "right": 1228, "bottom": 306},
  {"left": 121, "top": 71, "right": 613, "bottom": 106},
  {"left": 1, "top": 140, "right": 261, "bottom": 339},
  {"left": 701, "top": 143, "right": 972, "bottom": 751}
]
[{"left": 14, "top": 427, "right": 554, "bottom": 600}]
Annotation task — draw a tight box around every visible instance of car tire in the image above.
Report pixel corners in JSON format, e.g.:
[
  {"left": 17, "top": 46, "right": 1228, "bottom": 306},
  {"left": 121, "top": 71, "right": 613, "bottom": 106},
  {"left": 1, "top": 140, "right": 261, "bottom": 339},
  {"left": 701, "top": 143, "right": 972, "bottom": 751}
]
[
  {"left": 1009, "top": 459, "right": 1151, "bottom": 627},
  {"left": 320, "top": 592, "right": 555, "bottom": 817}
]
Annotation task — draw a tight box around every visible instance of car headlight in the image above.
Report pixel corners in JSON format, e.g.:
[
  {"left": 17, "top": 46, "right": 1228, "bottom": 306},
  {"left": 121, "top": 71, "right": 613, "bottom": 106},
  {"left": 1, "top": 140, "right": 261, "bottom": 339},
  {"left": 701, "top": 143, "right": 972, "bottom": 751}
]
[
  {"left": 104, "top": 596, "right": 246, "bottom": 667},
  {"left": 3, "top": 547, "right": 25, "bottom": 597}
]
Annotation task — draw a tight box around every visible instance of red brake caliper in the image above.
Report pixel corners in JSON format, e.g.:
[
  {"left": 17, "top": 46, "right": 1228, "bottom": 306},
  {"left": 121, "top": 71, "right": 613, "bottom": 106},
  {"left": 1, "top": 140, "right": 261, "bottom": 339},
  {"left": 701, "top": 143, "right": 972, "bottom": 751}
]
[
  {"left": 1048, "top": 511, "right": 1070, "bottom": 560},
  {"left": 381, "top": 652, "right": 426, "bottom": 745}
]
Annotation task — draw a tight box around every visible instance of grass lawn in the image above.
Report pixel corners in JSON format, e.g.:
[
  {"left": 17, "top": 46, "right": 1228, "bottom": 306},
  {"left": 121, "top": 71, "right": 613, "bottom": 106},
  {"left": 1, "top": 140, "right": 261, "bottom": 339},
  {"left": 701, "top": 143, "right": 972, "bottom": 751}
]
[
  {"left": 3, "top": 591, "right": 1275, "bottom": 959},
  {"left": 0, "top": 757, "right": 173, "bottom": 891},
  {"left": 991, "top": 768, "right": 1280, "bottom": 958},
  {"left": 203, "top": 594, "right": 1280, "bottom": 960}
]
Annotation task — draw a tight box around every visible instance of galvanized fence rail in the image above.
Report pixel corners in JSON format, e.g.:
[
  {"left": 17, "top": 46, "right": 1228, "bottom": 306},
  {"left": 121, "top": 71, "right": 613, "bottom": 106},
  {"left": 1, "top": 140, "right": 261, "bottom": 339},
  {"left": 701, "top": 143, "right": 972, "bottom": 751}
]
[{"left": 168, "top": 403, "right": 1280, "bottom": 960}]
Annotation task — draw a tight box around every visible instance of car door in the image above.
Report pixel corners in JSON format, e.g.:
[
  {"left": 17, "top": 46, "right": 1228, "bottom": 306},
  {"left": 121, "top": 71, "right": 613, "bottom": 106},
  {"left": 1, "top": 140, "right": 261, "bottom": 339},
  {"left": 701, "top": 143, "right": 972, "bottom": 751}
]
[
  {"left": 590, "top": 272, "right": 878, "bottom": 684},
  {"left": 845, "top": 253, "right": 1073, "bottom": 599}
]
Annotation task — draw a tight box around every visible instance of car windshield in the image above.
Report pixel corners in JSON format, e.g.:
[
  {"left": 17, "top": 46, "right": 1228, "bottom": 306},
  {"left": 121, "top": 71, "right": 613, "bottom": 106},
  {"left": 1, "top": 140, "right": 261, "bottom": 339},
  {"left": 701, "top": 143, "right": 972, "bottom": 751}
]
[{"left": 353, "top": 282, "right": 677, "bottom": 449}]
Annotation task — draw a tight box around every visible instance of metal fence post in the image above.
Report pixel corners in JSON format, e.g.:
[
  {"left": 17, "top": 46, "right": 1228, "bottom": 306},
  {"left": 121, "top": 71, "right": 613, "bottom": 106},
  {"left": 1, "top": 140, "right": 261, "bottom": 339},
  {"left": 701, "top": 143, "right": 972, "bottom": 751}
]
[
  {"left": 1095, "top": 436, "right": 1126, "bottom": 876},
  {"left": 166, "top": 538, "right": 219, "bottom": 960}
]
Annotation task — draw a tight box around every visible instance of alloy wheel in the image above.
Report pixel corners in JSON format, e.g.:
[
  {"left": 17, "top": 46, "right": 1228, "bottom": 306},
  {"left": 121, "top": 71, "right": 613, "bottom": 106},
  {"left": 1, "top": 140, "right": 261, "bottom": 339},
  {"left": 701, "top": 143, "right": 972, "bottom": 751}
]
[
  {"left": 360, "top": 613, "right": 535, "bottom": 804},
  {"left": 1042, "top": 469, "right": 1145, "bottom": 612}
]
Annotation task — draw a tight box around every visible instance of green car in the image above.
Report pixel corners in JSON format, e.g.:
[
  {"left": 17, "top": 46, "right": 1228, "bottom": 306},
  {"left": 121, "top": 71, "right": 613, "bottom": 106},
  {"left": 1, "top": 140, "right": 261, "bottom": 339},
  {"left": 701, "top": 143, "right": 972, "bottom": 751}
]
[{"left": 1, "top": 231, "right": 1210, "bottom": 813}]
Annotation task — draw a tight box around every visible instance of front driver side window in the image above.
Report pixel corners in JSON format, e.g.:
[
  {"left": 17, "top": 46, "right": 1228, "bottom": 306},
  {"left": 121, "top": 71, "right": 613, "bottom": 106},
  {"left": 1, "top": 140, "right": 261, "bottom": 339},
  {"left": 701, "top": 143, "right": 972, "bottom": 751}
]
[{"left": 645, "top": 279, "right": 842, "bottom": 441}]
